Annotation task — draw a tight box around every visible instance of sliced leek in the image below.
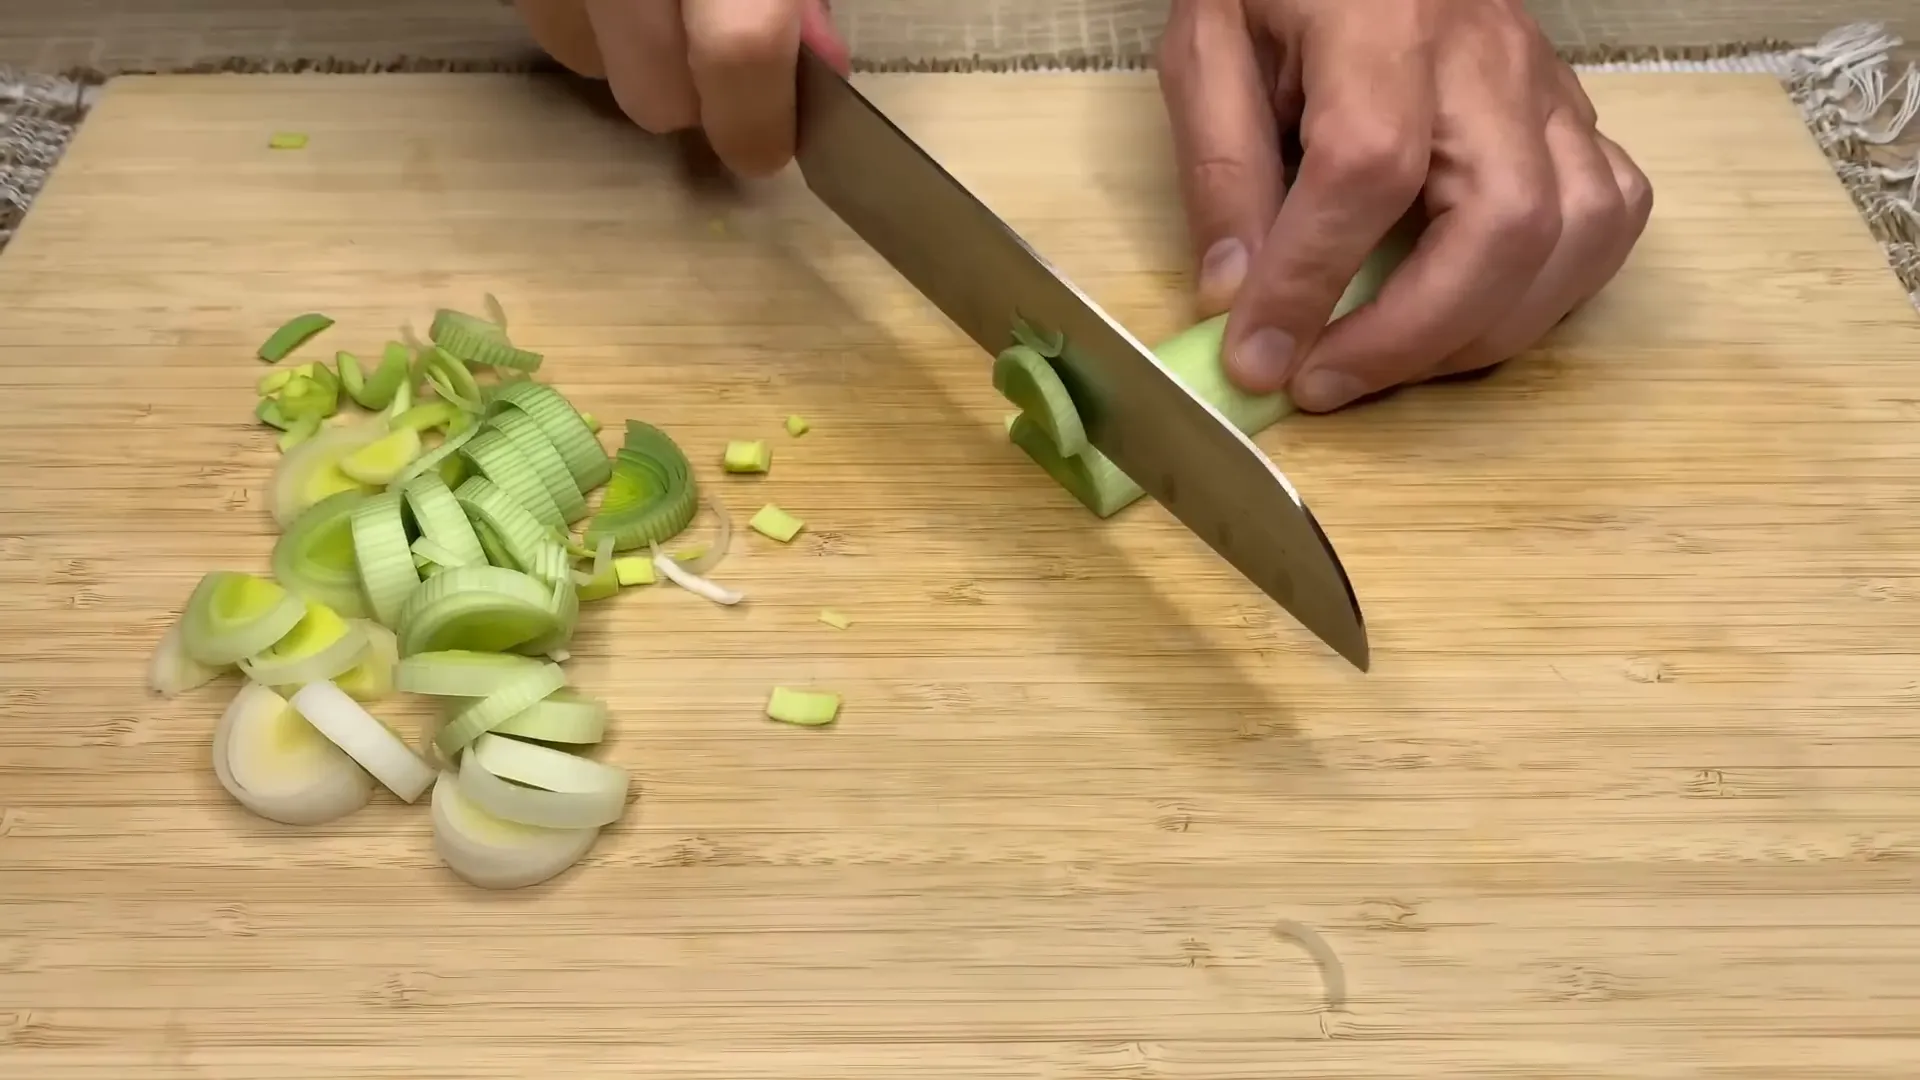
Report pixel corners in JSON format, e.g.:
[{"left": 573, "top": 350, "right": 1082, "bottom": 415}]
[
  {"left": 429, "top": 307, "right": 545, "bottom": 373},
  {"left": 722, "top": 439, "right": 771, "bottom": 474},
  {"left": 257, "top": 312, "right": 333, "bottom": 363},
  {"left": 459, "top": 733, "right": 629, "bottom": 829},
  {"left": 435, "top": 663, "right": 568, "bottom": 757},
  {"left": 270, "top": 420, "right": 385, "bottom": 528},
  {"left": 180, "top": 571, "right": 309, "bottom": 666},
  {"left": 487, "top": 380, "right": 611, "bottom": 490},
  {"left": 748, "top": 503, "right": 805, "bottom": 543},
  {"left": 333, "top": 620, "right": 399, "bottom": 702},
  {"left": 583, "top": 422, "right": 698, "bottom": 552},
  {"left": 766, "top": 687, "right": 840, "bottom": 727},
  {"left": 271, "top": 490, "right": 372, "bottom": 619},
  {"left": 394, "top": 650, "right": 549, "bottom": 698},
  {"left": 290, "top": 679, "right": 434, "bottom": 803},
  {"left": 337, "top": 427, "right": 424, "bottom": 486},
  {"left": 238, "top": 600, "right": 370, "bottom": 688},
  {"left": 393, "top": 565, "right": 574, "bottom": 657},
  {"left": 401, "top": 472, "right": 487, "bottom": 569},
  {"left": 150, "top": 617, "right": 230, "bottom": 697},
  {"left": 348, "top": 490, "right": 421, "bottom": 627},
  {"left": 460, "top": 428, "right": 566, "bottom": 530},
  {"left": 213, "top": 681, "right": 374, "bottom": 825},
  {"left": 430, "top": 771, "right": 597, "bottom": 890},
  {"left": 489, "top": 691, "right": 608, "bottom": 744}
]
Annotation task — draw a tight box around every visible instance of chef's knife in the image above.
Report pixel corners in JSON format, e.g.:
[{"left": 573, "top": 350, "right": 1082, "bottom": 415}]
[{"left": 791, "top": 47, "right": 1369, "bottom": 671}]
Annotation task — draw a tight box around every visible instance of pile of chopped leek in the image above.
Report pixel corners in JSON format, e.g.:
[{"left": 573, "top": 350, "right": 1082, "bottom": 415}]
[{"left": 151, "top": 297, "right": 836, "bottom": 891}]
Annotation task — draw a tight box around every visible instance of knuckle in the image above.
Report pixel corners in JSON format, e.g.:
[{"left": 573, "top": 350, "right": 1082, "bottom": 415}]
[
  {"left": 1310, "top": 126, "right": 1427, "bottom": 201},
  {"left": 1485, "top": 183, "right": 1563, "bottom": 260},
  {"left": 691, "top": 17, "right": 793, "bottom": 74},
  {"left": 1563, "top": 174, "right": 1626, "bottom": 240},
  {"left": 1619, "top": 165, "right": 1655, "bottom": 229}
]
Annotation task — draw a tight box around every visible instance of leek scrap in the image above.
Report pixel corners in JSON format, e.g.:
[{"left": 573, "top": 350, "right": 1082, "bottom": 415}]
[
  {"left": 748, "top": 503, "right": 805, "bottom": 543},
  {"left": 267, "top": 132, "right": 309, "bottom": 150},
  {"left": 818, "top": 609, "right": 851, "bottom": 630},
  {"left": 612, "top": 556, "right": 655, "bottom": 587},
  {"left": 722, "top": 439, "right": 771, "bottom": 474},
  {"left": 785, "top": 415, "right": 809, "bottom": 437},
  {"left": 257, "top": 312, "right": 334, "bottom": 363},
  {"left": 766, "top": 687, "right": 840, "bottom": 727}
]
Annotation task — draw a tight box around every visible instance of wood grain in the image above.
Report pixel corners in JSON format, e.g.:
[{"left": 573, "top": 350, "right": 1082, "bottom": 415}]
[{"left": 2, "top": 71, "right": 1919, "bottom": 1078}]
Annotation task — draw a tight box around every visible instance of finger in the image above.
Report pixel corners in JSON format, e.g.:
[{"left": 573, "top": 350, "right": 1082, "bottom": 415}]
[
  {"left": 1432, "top": 110, "right": 1625, "bottom": 375},
  {"left": 801, "top": 0, "right": 852, "bottom": 75},
  {"left": 1155, "top": 0, "right": 1285, "bottom": 319},
  {"left": 1284, "top": 88, "right": 1559, "bottom": 412},
  {"left": 516, "top": 0, "right": 606, "bottom": 77},
  {"left": 1551, "top": 61, "right": 1599, "bottom": 129},
  {"left": 684, "top": 0, "right": 805, "bottom": 178},
  {"left": 585, "top": 0, "right": 699, "bottom": 133},
  {"left": 1594, "top": 130, "right": 1656, "bottom": 261}
]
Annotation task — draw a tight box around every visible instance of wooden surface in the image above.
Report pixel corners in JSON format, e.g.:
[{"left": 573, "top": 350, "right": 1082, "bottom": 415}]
[{"left": 2, "top": 71, "right": 1919, "bottom": 1078}]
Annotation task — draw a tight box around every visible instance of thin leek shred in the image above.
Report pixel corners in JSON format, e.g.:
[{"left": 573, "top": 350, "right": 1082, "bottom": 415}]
[
  {"left": 997, "top": 235, "right": 1410, "bottom": 517},
  {"left": 257, "top": 313, "right": 333, "bottom": 363},
  {"left": 722, "top": 439, "right": 771, "bottom": 474},
  {"left": 748, "top": 503, "right": 805, "bottom": 543},
  {"left": 766, "top": 687, "right": 840, "bottom": 727},
  {"left": 1011, "top": 314, "right": 1065, "bottom": 358},
  {"left": 651, "top": 543, "right": 742, "bottom": 606},
  {"left": 584, "top": 421, "right": 699, "bottom": 553}
]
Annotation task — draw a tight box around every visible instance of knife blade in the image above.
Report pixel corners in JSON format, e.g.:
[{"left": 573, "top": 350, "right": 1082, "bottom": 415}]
[{"left": 791, "top": 48, "right": 1369, "bottom": 671}]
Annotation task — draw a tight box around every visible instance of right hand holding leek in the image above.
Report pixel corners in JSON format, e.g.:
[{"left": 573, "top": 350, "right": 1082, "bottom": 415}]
[{"left": 512, "top": 0, "right": 851, "bottom": 177}]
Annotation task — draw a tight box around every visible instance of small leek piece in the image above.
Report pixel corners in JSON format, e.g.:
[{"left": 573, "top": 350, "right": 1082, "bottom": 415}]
[
  {"left": 998, "top": 235, "right": 1408, "bottom": 517},
  {"left": 270, "top": 420, "right": 385, "bottom": 527},
  {"left": 401, "top": 473, "right": 488, "bottom": 569},
  {"left": 488, "top": 380, "right": 611, "bottom": 490},
  {"left": 149, "top": 618, "right": 230, "bottom": 697},
  {"left": 392, "top": 565, "right": 577, "bottom": 657},
  {"left": 422, "top": 347, "right": 485, "bottom": 413},
  {"left": 334, "top": 620, "right": 400, "bottom": 702},
  {"left": 238, "top": 600, "right": 369, "bottom": 688},
  {"left": 1011, "top": 314, "right": 1065, "bottom": 358},
  {"left": 394, "top": 650, "right": 548, "bottom": 698},
  {"left": 722, "top": 440, "right": 772, "bottom": 474},
  {"left": 785, "top": 415, "right": 809, "bottom": 437},
  {"left": 267, "top": 132, "right": 309, "bottom": 150},
  {"left": 490, "top": 692, "right": 609, "bottom": 744},
  {"left": 258, "top": 369, "right": 293, "bottom": 396},
  {"left": 766, "top": 687, "right": 840, "bottom": 727},
  {"left": 289, "top": 680, "right": 434, "bottom": 803},
  {"left": 748, "top": 503, "right": 804, "bottom": 543},
  {"left": 349, "top": 491, "right": 422, "bottom": 627},
  {"left": 213, "top": 681, "right": 375, "bottom": 826},
  {"left": 612, "top": 556, "right": 654, "bottom": 587},
  {"left": 583, "top": 421, "right": 699, "bottom": 552},
  {"left": 257, "top": 312, "right": 333, "bottom": 363},
  {"left": 435, "top": 664, "right": 568, "bottom": 757},
  {"left": 429, "top": 307, "right": 544, "bottom": 373},
  {"left": 460, "top": 733, "right": 630, "bottom": 829},
  {"left": 430, "top": 770, "right": 598, "bottom": 890},
  {"left": 818, "top": 609, "right": 851, "bottom": 630},
  {"left": 337, "top": 427, "right": 424, "bottom": 486},
  {"left": 340, "top": 346, "right": 410, "bottom": 411},
  {"left": 179, "top": 571, "right": 308, "bottom": 666},
  {"left": 271, "top": 491, "right": 373, "bottom": 618},
  {"left": 581, "top": 412, "right": 601, "bottom": 434},
  {"left": 651, "top": 543, "right": 742, "bottom": 606},
  {"left": 276, "top": 414, "right": 321, "bottom": 452}
]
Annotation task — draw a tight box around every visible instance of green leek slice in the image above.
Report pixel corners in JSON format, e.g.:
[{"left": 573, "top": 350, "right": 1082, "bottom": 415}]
[
  {"left": 489, "top": 691, "right": 608, "bottom": 745},
  {"left": 276, "top": 372, "right": 340, "bottom": 422},
  {"left": 257, "top": 312, "right": 333, "bottom": 363},
  {"left": 179, "top": 571, "right": 309, "bottom": 666},
  {"left": 422, "top": 347, "right": 484, "bottom": 413},
  {"left": 270, "top": 420, "right": 385, "bottom": 528},
  {"left": 258, "top": 369, "right": 293, "bottom": 396},
  {"left": 271, "top": 489, "right": 372, "bottom": 618},
  {"left": 239, "top": 600, "right": 370, "bottom": 688},
  {"left": 401, "top": 473, "right": 487, "bottom": 569},
  {"left": 453, "top": 476, "right": 554, "bottom": 572},
  {"left": 435, "top": 664, "right": 568, "bottom": 757},
  {"left": 395, "top": 650, "right": 549, "bottom": 697},
  {"left": 348, "top": 490, "right": 421, "bottom": 627},
  {"left": 460, "top": 429, "right": 566, "bottom": 530},
  {"left": 256, "top": 397, "right": 294, "bottom": 431},
  {"left": 429, "top": 308, "right": 545, "bottom": 373},
  {"left": 583, "top": 421, "right": 698, "bottom": 553},
  {"left": 276, "top": 414, "right": 322, "bottom": 452},
  {"left": 722, "top": 440, "right": 771, "bottom": 474},
  {"left": 340, "top": 346, "right": 410, "bottom": 411},
  {"left": 472, "top": 518, "right": 516, "bottom": 569},
  {"left": 392, "top": 565, "right": 573, "bottom": 657},
  {"left": 748, "top": 504, "right": 805, "bottom": 543},
  {"left": 489, "top": 409, "right": 587, "bottom": 523},
  {"left": 766, "top": 687, "right": 840, "bottom": 727},
  {"left": 785, "top": 415, "right": 809, "bottom": 437},
  {"left": 992, "top": 345, "right": 1087, "bottom": 458},
  {"left": 486, "top": 380, "right": 611, "bottom": 490},
  {"left": 337, "top": 427, "right": 424, "bottom": 486},
  {"left": 389, "top": 422, "right": 478, "bottom": 490}
]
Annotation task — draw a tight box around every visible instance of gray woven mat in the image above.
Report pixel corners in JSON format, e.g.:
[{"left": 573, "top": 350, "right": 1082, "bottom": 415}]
[{"left": 1, "top": 21, "right": 1915, "bottom": 308}]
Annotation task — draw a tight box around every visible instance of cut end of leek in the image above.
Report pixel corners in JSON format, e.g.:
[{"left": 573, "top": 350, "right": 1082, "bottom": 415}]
[{"left": 766, "top": 687, "right": 840, "bottom": 727}]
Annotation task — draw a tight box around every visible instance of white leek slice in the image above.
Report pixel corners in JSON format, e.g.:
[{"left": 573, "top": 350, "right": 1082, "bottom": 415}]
[
  {"left": 212, "top": 681, "right": 374, "bottom": 825},
  {"left": 289, "top": 679, "right": 434, "bottom": 803},
  {"left": 490, "top": 692, "right": 608, "bottom": 744},
  {"left": 650, "top": 543, "right": 742, "bottom": 606},
  {"left": 430, "top": 771, "right": 598, "bottom": 890},
  {"left": 458, "top": 735, "right": 629, "bottom": 829},
  {"left": 149, "top": 618, "right": 229, "bottom": 697}
]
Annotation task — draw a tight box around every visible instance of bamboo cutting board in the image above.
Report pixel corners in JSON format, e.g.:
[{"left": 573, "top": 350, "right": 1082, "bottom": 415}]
[{"left": 3, "top": 71, "right": 1920, "bottom": 1079}]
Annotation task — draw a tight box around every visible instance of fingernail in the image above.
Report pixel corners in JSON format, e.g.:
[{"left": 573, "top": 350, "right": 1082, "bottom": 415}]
[
  {"left": 1198, "top": 239, "right": 1247, "bottom": 307},
  {"left": 1293, "top": 367, "right": 1366, "bottom": 412},
  {"left": 1228, "top": 326, "right": 1296, "bottom": 391}
]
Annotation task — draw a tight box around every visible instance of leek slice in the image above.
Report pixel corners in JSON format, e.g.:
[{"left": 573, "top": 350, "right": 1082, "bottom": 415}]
[
  {"left": 149, "top": 617, "right": 230, "bottom": 697},
  {"left": 337, "top": 427, "right": 424, "bottom": 486},
  {"left": 460, "top": 428, "right": 566, "bottom": 530},
  {"left": 785, "top": 415, "right": 809, "bottom": 437},
  {"left": 612, "top": 556, "right": 654, "bottom": 587},
  {"left": 748, "top": 503, "right": 805, "bottom": 543},
  {"left": 411, "top": 537, "right": 472, "bottom": 569},
  {"left": 401, "top": 473, "right": 487, "bottom": 568},
  {"left": 270, "top": 420, "right": 386, "bottom": 528},
  {"left": 489, "top": 409, "right": 587, "bottom": 523},
  {"left": 422, "top": 347, "right": 484, "bottom": 413},
  {"left": 267, "top": 132, "right": 309, "bottom": 150},
  {"left": 430, "top": 771, "right": 597, "bottom": 890},
  {"left": 429, "top": 308, "right": 545, "bottom": 373},
  {"left": 583, "top": 422, "right": 698, "bottom": 553},
  {"left": 993, "top": 345, "right": 1087, "bottom": 458},
  {"left": 459, "top": 734, "right": 629, "bottom": 829},
  {"left": 1011, "top": 314, "right": 1066, "bottom": 358},
  {"left": 214, "top": 681, "right": 374, "bottom": 826},
  {"left": 238, "top": 600, "right": 370, "bottom": 688},
  {"left": 722, "top": 439, "right": 771, "bottom": 474},
  {"left": 651, "top": 544, "right": 742, "bottom": 606},
  {"left": 453, "top": 476, "right": 554, "bottom": 572},
  {"left": 435, "top": 664, "right": 568, "bottom": 757},
  {"left": 392, "top": 565, "right": 573, "bottom": 657},
  {"left": 334, "top": 620, "right": 399, "bottom": 702},
  {"left": 342, "top": 344, "right": 410, "bottom": 411},
  {"left": 289, "top": 680, "right": 434, "bottom": 803},
  {"left": 257, "top": 312, "right": 333, "bottom": 363},
  {"left": 490, "top": 691, "right": 608, "bottom": 744},
  {"left": 394, "top": 650, "right": 548, "bottom": 698},
  {"left": 389, "top": 401, "right": 459, "bottom": 435},
  {"left": 180, "top": 571, "right": 309, "bottom": 666},
  {"left": 348, "top": 490, "right": 421, "bottom": 627},
  {"left": 487, "top": 380, "right": 611, "bottom": 490},
  {"left": 766, "top": 687, "right": 840, "bottom": 727},
  {"left": 817, "top": 609, "right": 852, "bottom": 630},
  {"left": 271, "top": 489, "right": 372, "bottom": 618}
]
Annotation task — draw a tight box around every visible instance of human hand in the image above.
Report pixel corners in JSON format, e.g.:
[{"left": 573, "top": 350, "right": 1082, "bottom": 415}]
[
  {"left": 1157, "top": 0, "right": 1653, "bottom": 412},
  {"left": 514, "top": 0, "right": 851, "bottom": 177}
]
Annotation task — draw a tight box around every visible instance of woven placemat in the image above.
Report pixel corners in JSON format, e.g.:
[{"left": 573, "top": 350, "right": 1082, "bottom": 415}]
[{"left": 1, "top": 22, "right": 1915, "bottom": 308}]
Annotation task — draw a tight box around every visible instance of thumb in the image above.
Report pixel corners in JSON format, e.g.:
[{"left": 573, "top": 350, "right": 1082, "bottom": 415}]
[{"left": 801, "top": 0, "right": 851, "bottom": 74}]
